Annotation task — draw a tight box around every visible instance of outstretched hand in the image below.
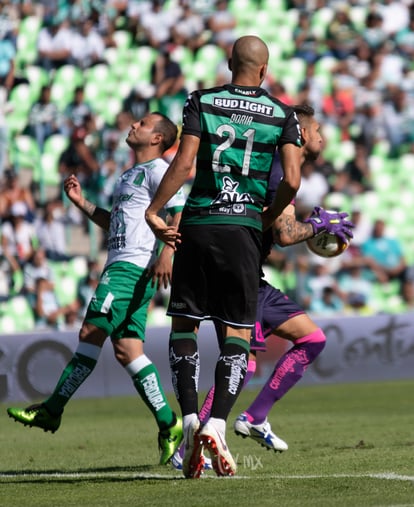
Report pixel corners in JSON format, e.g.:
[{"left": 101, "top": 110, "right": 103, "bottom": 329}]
[
  {"left": 304, "top": 206, "right": 355, "bottom": 243},
  {"left": 145, "top": 212, "right": 181, "bottom": 250}
]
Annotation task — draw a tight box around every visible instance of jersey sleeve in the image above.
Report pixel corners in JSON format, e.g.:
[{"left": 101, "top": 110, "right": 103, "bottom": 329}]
[
  {"left": 149, "top": 165, "right": 186, "bottom": 216},
  {"left": 182, "top": 90, "right": 201, "bottom": 138},
  {"left": 165, "top": 186, "right": 186, "bottom": 216},
  {"left": 277, "top": 108, "right": 302, "bottom": 148}
]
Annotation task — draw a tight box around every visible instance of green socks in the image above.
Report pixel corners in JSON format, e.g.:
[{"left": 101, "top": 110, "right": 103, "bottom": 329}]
[
  {"left": 126, "top": 355, "right": 175, "bottom": 430},
  {"left": 44, "top": 343, "right": 101, "bottom": 415}
]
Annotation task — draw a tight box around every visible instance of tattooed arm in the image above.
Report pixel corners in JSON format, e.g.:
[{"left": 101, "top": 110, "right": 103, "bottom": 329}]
[
  {"left": 272, "top": 204, "right": 314, "bottom": 247},
  {"left": 64, "top": 174, "right": 111, "bottom": 232}
]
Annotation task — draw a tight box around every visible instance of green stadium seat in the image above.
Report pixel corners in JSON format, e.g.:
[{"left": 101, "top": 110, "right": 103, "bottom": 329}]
[
  {"left": 9, "top": 135, "right": 41, "bottom": 172},
  {"left": 24, "top": 65, "right": 50, "bottom": 101},
  {"left": 53, "top": 64, "right": 84, "bottom": 91},
  {"left": 310, "top": 7, "right": 334, "bottom": 39},
  {"left": 9, "top": 83, "right": 33, "bottom": 114},
  {"left": 193, "top": 44, "right": 225, "bottom": 86},
  {"left": 36, "top": 152, "right": 61, "bottom": 186},
  {"left": 7, "top": 296, "right": 35, "bottom": 332},
  {"left": 6, "top": 109, "right": 29, "bottom": 137},
  {"left": 113, "top": 30, "right": 133, "bottom": 52},
  {"left": 15, "top": 16, "right": 42, "bottom": 70},
  {"left": 51, "top": 81, "right": 74, "bottom": 111},
  {"left": 43, "top": 134, "right": 69, "bottom": 160}
]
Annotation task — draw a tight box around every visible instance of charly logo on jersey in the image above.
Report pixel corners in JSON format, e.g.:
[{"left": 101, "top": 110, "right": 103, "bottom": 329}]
[
  {"left": 210, "top": 176, "right": 253, "bottom": 215},
  {"left": 234, "top": 88, "right": 258, "bottom": 96},
  {"left": 213, "top": 97, "right": 273, "bottom": 116}
]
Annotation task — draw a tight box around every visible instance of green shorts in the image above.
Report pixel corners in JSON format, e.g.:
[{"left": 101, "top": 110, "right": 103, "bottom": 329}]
[{"left": 85, "top": 261, "right": 156, "bottom": 340}]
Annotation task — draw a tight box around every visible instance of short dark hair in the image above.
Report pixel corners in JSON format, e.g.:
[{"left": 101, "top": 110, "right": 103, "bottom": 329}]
[
  {"left": 293, "top": 104, "right": 315, "bottom": 121},
  {"left": 152, "top": 112, "right": 178, "bottom": 152}
]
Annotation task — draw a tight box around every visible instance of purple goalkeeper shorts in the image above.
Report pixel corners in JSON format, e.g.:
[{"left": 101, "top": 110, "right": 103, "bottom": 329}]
[{"left": 250, "top": 278, "right": 306, "bottom": 352}]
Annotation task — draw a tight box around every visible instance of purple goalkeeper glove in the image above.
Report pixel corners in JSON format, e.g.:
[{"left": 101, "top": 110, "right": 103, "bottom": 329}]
[{"left": 304, "top": 206, "right": 354, "bottom": 242}]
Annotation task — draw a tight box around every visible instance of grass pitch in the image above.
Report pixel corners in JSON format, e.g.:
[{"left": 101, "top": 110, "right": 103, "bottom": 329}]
[{"left": 1, "top": 379, "right": 413, "bottom": 507}]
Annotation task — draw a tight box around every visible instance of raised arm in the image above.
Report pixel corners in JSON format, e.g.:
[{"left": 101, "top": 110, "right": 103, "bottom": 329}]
[{"left": 64, "top": 174, "right": 111, "bottom": 231}]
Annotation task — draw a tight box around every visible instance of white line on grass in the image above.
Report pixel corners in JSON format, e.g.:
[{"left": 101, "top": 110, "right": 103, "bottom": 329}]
[{"left": 0, "top": 472, "right": 413, "bottom": 482}]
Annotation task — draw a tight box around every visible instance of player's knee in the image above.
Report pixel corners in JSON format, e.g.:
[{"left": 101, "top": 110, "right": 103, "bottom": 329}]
[{"left": 296, "top": 328, "right": 326, "bottom": 361}]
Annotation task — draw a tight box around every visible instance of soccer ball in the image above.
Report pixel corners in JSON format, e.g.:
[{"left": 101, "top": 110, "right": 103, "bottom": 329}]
[{"left": 306, "top": 232, "right": 349, "bottom": 258}]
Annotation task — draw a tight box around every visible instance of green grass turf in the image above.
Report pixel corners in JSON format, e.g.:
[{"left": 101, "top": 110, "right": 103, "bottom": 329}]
[{"left": 1, "top": 379, "right": 413, "bottom": 507}]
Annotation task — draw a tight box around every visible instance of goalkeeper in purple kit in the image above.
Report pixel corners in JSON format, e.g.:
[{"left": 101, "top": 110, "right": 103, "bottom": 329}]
[{"left": 172, "top": 104, "right": 354, "bottom": 467}]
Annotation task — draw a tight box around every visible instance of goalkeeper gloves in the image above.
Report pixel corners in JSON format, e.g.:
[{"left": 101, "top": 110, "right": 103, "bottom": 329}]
[{"left": 304, "top": 206, "right": 355, "bottom": 242}]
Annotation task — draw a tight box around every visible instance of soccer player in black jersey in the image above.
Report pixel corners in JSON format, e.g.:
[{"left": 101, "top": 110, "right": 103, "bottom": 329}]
[
  {"left": 146, "top": 35, "right": 303, "bottom": 478},
  {"left": 170, "top": 105, "right": 354, "bottom": 469}
]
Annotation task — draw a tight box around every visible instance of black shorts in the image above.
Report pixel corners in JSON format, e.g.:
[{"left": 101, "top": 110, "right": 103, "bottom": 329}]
[{"left": 167, "top": 224, "right": 262, "bottom": 327}]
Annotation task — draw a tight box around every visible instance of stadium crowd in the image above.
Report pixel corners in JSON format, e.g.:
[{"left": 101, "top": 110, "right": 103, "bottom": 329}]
[{"left": 1, "top": 0, "right": 414, "bottom": 331}]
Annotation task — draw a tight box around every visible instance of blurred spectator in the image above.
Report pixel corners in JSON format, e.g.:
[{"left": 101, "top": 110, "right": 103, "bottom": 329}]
[
  {"left": 151, "top": 45, "right": 187, "bottom": 99},
  {"left": 0, "top": 168, "right": 36, "bottom": 221},
  {"left": 26, "top": 84, "right": 63, "bottom": 152},
  {"left": 58, "top": 123, "right": 100, "bottom": 189},
  {"left": 75, "top": 258, "right": 100, "bottom": 319},
  {"left": 206, "top": 0, "right": 236, "bottom": 49},
  {"left": 36, "top": 15, "right": 73, "bottom": 71},
  {"left": 171, "top": 0, "right": 206, "bottom": 52},
  {"left": 71, "top": 16, "right": 107, "bottom": 69},
  {"left": 267, "top": 80, "right": 295, "bottom": 106},
  {"left": 338, "top": 264, "right": 375, "bottom": 315},
  {"left": 35, "top": 200, "right": 71, "bottom": 261},
  {"left": 33, "top": 275, "right": 78, "bottom": 329},
  {"left": 401, "top": 273, "right": 414, "bottom": 309},
  {"left": 0, "top": 24, "right": 16, "bottom": 92},
  {"left": 296, "top": 63, "right": 325, "bottom": 113},
  {"left": 1, "top": 201, "right": 37, "bottom": 292},
  {"left": 322, "top": 80, "right": 355, "bottom": 140},
  {"left": 96, "top": 157, "right": 120, "bottom": 209},
  {"left": 362, "top": 11, "right": 387, "bottom": 50},
  {"left": 360, "top": 219, "right": 412, "bottom": 291},
  {"left": 381, "top": 85, "right": 414, "bottom": 157},
  {"left": 348, "top": 41, "right": 373, "bottom": 82},
  {"left": 139, "top": 0, "right": 174, "bottom": 49},
  {"left": 101, "top": 110, "right": 133, "bottom": 172},
  {"left": 295, "top": 160, "right": 329, "bottom": 216},
  {"left": 341, "top": 142, "right": 372, "bottom": 194},
  {"left": 309, "top": 285, "right": 344, "bottom": 315},
  {"left": 0, "top": 87, "right": 12, "bottom": 179},
  {"left": 22, "top": 246, "right": 54, "bottom": 306},
  {"left": 377, "top": 0, "right": 410, "bottom": 38},
  {"left": 0, "top": 0, "right": 20, "bottom": 46},
  {"left": 214, "top": 39, "right": 232, "bottom": 86},
  {"left": 395, "top": 12, "right": 414, "bottom": 59},
  {"left": 122, "top": 83, "right": 154, "bottom": 121},
  {"left": 347, "top": 206, "right": 373, "bottom": 250},
  {"left": 293, "top": 10, "right": 320, "bottom": 64},
  {"left": 352, "top": 99, "right": 386, "bottom": 155},
  {"left": 373, "top": 40, "right": 405, "bottom": 88},
  {"left": 150, "top": 47, "right": 187, "bottom": 122},
  {"left": 303, "top": 260, "right": 342, "bottom": 310},
  {"left": 61, "top": 85, "right": 95, "bottom": 138},
  {"left": 325, "top": 5, "right": 361, "bottom": 60},
  {"left": 310, "top": 148, "right": 336, "bottom": 181},
  {"left": 22, "top": 243, "right": 78, "bottom": 330}
]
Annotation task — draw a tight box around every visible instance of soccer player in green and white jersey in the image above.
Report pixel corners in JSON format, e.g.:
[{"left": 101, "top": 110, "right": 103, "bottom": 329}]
[{"left": 7, "top": 112, "right": 185, "bottom": 466}]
